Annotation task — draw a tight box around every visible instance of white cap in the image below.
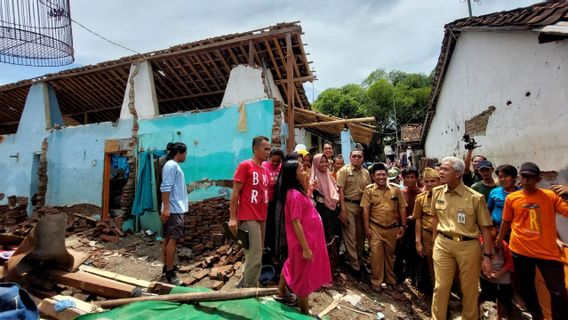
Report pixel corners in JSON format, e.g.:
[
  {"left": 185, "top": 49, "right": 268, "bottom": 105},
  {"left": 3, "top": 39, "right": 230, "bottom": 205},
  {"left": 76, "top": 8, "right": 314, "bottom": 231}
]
[{"left": 293, "top": 144, "right": 307, "bottom": 152}]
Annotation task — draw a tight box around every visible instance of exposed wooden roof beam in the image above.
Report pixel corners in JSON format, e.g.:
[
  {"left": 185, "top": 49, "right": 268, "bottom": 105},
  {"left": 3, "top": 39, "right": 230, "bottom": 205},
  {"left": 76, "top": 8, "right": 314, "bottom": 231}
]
[{"left": 295, "top": 117, "right": 377, "bottom": 128}]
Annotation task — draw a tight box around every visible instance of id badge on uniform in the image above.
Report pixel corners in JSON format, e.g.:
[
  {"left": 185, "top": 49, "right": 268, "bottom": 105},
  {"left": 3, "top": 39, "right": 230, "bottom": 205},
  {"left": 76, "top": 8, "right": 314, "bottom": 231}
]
[{"left": 457, "top": 209, "right": 466, "bottom": 224}]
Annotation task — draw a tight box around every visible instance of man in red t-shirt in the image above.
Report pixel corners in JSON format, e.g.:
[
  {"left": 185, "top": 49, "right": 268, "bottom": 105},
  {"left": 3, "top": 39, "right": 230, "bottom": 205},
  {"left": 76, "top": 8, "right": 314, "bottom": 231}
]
[
  {"left": 496, "top": 162, "right": 568, "bottom": 320},
  {"left": 229, "top": 136, "right": 271, "bottom": 288}
]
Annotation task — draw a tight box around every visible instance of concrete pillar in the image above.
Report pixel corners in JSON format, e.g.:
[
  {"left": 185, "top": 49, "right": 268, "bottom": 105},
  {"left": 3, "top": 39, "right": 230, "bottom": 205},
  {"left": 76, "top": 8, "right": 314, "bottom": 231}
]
[
  {"left": 13, "top": 82, "right": 62, "bottom": 215},
  {"left": 341, "top": 129, "right": 353, "bottom": 165},
  {"left": 119, "top": 60, "right": 159, "bottom": 120},
  {"left": 17, "top": 82, "right": 63, "bottom": 134}
]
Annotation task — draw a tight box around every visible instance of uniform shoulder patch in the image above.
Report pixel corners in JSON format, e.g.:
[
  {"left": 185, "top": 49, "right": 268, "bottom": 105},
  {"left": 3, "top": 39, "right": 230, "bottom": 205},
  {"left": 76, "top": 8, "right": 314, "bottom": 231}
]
[
  {"left": 417, "top": 191, "right": 428, "bottom": 198},
  {"left": 432, "top": 185, "right": 445, "bottom": 192}
]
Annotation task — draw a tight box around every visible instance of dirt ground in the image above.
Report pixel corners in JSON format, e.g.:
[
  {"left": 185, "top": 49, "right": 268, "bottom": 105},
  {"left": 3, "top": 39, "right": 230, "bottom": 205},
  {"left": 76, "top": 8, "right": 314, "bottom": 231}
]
[{"left": 68, "top": 232, "right": 500, "bottom": 319}]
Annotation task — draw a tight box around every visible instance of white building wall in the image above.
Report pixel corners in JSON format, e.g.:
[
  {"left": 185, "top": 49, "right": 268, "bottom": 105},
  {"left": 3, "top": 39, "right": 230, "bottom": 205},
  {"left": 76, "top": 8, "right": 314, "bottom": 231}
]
[
  {"left": 119, "top": 60, "right": 159, "bottom": 120},
  {"left": 221, "top": 65, "right": 283, "bottom": 107},
  {"left": 425, "top": 31, "right": 568, "bottom": 182}
]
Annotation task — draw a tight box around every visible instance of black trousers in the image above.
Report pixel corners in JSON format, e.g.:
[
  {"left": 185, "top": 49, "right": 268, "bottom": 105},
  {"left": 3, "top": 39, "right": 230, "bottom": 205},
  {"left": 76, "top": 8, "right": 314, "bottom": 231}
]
[
  {"left": 394, "top": 220, "right": 418, "bottom": 283},
  {"left": 315, "top": 202, "right": 339, "bottom": 243},
  {"left": 512, "top": 252, "right": 568, "bottom": 320}
]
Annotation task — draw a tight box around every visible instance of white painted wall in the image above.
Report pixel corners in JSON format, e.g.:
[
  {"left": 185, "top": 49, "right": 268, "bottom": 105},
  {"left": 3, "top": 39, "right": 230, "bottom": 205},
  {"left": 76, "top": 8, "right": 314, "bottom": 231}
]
[
  {"left": 425, "top": 31, "right": 568, "bottom": 182},
  {"left": 221, "top": 65, "right": 283, "bottom": 107},
  {"left": 119, "top": 60, "right": 159, "bottom": 120}
]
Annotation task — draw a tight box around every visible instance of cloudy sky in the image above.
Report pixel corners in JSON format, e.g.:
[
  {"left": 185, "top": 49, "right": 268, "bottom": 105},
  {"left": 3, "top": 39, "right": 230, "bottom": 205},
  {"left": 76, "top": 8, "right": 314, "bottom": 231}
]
[{"left": 1, "top": 0, "right": 537, "bottom": 100}]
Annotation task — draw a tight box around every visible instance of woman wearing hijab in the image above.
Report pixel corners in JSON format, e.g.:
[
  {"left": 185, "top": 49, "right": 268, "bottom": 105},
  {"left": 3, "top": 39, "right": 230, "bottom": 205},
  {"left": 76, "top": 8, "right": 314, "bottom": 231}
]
[{"left": 309, "top": 154, "right": 340, "bottom": 243}]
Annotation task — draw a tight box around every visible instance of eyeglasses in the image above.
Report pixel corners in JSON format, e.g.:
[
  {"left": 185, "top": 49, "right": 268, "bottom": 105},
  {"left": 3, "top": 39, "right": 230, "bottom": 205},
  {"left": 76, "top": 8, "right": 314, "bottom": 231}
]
[{"left": 351, "top": 155, "right": 363, "bottom": 159}]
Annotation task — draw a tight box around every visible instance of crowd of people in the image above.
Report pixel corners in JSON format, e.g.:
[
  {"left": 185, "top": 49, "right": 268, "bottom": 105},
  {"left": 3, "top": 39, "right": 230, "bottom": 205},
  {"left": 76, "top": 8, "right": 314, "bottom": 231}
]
[{"left": 159, "top": 137, "right": 568, "bottom": 319}]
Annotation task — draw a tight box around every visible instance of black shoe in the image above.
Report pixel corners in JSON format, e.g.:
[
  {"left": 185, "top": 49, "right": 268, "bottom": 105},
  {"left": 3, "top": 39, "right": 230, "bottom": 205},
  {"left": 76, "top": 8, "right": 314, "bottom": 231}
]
[
  {"left": 162, "top": 265, "right": 178, "bottom": 278},
  {"left": 165, "top": 270, "right": 181, "bottom": 285},
  {"left": 349, "top": 267, "right": 361, "bottom": 279}
]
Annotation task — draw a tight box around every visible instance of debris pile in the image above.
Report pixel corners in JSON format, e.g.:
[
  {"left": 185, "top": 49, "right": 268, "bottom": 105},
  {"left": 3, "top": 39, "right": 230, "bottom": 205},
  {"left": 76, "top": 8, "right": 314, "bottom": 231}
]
[
  {"left": 185, "top": 197, "right": 229, "bottom": 255},
  {"left": 0, "top": 198, "right": 28, "bottom": 232},
  {"left": 93, "top": 217, "right": 125, "bottom": 243},
  {"left": 179, "top": 243, "right": 245, "bottom": 290}
]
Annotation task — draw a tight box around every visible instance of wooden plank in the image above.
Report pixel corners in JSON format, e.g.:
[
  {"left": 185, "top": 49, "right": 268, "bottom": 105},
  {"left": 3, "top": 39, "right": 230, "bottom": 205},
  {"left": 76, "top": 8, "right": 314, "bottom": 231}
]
[
  {"left": 161, "top": 60, "right": 194, "bottom": 96},
  {"left": 102, "top": 153, "right": 111, "bottom": 220},
  {"left": 96, "top": 287, "right": 279, "bottom": 308},
  {"left": 180, "top": 56, "right": 209, "bottom": 92},
  {"left": 105, "top": 140, "right": 120, "bottom": 153},
  {"left": 295, "top": 117, "right": 377, "bottom": 128},
  {"left": 212, "top": 50, "right": 231, "bottom": 74},
  {"left": 79, "top": 265, "right": 152, "bottom": 288},
  {"left": 286, "top": 32, "right": 295, "bottom": 153},
  {"left": 248, "top": 40, "right": 256, "bottom": 64},
  {"left": 68, "top": 248, "right": 90, "bottom": 272},
  {"left": 171, "top": 57, "right": 204, "bottom": 94},
  {"left": 263, "top": 39, "right": 282, "bottom": 79},
  {"left": 159, "top": 90, "right": 225, "bottom": 103},
  {"left": 318, "top": 294, "right": 344, "bottom": 318},
  {"left": 193, "top": 54, "right": 222, "bottom": 91},
  {"left": 41, "top": 269, "right": 140, "bottom": 299},
  {"left": 38, "top": 295, "right": 104, "bottom": 320}
]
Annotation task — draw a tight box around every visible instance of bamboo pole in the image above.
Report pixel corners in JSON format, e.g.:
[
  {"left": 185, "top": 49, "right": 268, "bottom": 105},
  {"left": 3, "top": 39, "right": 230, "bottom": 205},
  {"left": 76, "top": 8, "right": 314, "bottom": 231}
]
[
  {"left": 95, "top": 287, "right": 279, "bottom": 308},
  {"left": 295, "top": 117, "right": 377, "bottom": 128}
]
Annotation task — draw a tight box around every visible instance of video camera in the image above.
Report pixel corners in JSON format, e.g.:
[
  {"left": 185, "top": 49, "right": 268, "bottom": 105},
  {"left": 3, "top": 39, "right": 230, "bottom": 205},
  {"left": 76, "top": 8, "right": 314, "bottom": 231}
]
[{"left": 462, "top": 134, "right": 480, "bottom": 150}]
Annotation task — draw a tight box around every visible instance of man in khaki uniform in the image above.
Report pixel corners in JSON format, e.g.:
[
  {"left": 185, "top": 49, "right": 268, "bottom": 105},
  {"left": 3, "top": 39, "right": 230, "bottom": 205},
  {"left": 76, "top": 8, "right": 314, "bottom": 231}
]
[
  {"left": 431, "top": 157, "right": 494, "bottom": 320},
  {"left": 413, "top": 167, "right": 442, "bottom": 288},
  {"left": 337, "top": 148, "right": 371, "bottom": 277},
  {"left": 361, "top": 163, "right": 407, "bottom": 291}
]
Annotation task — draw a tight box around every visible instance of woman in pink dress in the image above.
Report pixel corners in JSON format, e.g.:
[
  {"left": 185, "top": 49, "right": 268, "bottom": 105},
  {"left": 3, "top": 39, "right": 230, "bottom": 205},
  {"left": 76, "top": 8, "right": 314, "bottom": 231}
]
[{"left": 274, "top": 160, "right": 332, "bottom": 315}]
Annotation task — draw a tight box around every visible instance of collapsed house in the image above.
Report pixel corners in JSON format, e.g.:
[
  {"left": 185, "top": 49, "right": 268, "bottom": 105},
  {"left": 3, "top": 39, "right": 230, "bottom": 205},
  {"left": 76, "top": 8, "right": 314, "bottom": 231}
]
[
  {"left": 420, "top": 1, "right": 568, "bottom": 183},
  {"left": 0, "top": 22, "right": 375, "bottom": 237}
]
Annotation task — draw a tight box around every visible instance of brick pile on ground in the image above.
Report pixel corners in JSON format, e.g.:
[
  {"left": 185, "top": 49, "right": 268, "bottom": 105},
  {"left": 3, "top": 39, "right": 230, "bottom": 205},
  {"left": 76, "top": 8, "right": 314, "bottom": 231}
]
[
  {"left": 185, "top": 197, "right": 229, "bottom": 256},
  {"left": 0, "top": 197, "right": 28, "bottom": 232},
  {"left": 178, "top": 243, "right": 245, "bottom": 291},
  {"left": 93, "top": 217, "right": 125, "bottom": 243}
]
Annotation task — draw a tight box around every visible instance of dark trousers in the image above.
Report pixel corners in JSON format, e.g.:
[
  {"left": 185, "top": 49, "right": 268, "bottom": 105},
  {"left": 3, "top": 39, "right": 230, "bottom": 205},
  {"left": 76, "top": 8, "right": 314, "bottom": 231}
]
[
  {"left": 394, "top": 220, "right": 418, "bottom": 283},
  {"left": 512, "top": 252, "right": 568, "bottom": 320},
  {"left": 315, "top": 202, "right": 339, "bottom": 243}
]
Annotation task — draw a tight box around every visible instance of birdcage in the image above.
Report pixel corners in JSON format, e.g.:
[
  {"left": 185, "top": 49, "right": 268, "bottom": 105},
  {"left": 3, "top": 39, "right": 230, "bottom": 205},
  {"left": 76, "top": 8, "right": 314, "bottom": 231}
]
[{"left": 0, "top": 0, "right": 74, "bottom": 67}]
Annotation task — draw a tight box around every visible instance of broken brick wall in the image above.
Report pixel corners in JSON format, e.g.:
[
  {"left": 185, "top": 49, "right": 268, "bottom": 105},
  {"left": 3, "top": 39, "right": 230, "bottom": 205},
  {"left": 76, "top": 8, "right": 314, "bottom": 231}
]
[{"left": 184, "top": 197, "right": 229, "bottom": 256}]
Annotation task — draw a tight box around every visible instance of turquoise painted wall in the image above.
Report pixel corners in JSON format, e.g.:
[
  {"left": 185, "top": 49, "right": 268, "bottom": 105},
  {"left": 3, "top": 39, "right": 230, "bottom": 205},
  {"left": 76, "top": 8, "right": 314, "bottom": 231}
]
[{"left": 138, "top": 99, "right": 274, "bottom": 201}]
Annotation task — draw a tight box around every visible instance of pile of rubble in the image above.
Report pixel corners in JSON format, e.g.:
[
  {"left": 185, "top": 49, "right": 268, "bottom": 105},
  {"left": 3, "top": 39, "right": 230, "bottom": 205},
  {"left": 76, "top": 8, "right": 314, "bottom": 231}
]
[
  {"left": 178, "top": 243, "right": 245, "bottom": 290},
  {"left": 93, "top": 217, "right": 125, "bottom": 243},
  {"left": 0, "top": 197, "right": 28, "bottom": 233}
]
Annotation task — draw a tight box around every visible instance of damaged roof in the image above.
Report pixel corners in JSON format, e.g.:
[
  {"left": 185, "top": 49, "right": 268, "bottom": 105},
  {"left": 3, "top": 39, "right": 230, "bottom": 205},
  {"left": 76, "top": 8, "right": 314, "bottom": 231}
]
[
  {"left": 420, "top": 1, "right": 568, "bottom": 145},
  {"left": 0, "top": 22, "right": 314, "bottom": 134},
  {"left": 293, "top": 107, "right": 376, "bottom": 145},
  {"left": 400, "top": 123, "right": 423, "bottom": 143}
]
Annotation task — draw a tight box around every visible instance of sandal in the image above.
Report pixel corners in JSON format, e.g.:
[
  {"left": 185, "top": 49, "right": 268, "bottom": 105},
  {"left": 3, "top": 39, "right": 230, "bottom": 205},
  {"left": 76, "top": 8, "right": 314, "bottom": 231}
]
[{"left": 272, "top": 293, "right": 298, "bottom": 306}]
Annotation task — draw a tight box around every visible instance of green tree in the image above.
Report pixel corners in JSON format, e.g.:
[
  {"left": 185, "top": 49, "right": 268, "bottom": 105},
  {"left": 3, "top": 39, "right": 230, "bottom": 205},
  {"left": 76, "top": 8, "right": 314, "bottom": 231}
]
[
  {"left": 312, "top": 69, "right": 432, "bottom": 145},
  {"left": 312, "top": 84, "right": 366, "bottom": 119},
  {"left": 362, "top": 69, "right": 388, "bottom": 88}
]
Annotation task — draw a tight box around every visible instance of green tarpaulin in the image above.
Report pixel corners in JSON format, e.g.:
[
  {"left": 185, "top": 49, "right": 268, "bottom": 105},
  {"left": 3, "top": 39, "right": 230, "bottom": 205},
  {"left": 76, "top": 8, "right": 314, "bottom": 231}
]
[{"left": 77, "top": 286, "right": 313, "bottom": 320}]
